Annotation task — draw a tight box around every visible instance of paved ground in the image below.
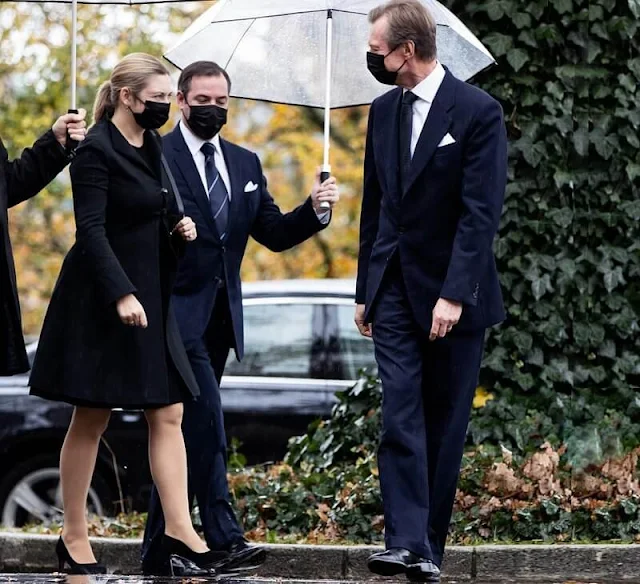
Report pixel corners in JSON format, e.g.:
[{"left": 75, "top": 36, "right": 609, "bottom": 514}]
[
  {"left": 3, "top": 535, "right": 639, "bottom": 582},
  {"left": 0, "top": 577, "right": 630, "bottom": 584}
]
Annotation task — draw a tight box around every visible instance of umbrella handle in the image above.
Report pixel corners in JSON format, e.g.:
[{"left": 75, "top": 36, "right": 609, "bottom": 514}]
[
  {"left": 65, "top": 108, "right": 79, "bottom": 151},
  {"left": 319, "top": 165, "right": 331, "bottom": 210}
]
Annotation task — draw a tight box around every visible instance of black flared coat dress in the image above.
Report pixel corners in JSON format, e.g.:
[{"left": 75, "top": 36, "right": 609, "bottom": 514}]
[{"left": 30, "top": 119, "right": 199, "bottom": 408}]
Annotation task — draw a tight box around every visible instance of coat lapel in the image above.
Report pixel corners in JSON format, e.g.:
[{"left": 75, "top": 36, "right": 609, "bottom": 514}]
[
  {"left": 383, "top": 89, "right": 403, "bottom": 200},
  {"left": 169, "top": 127, "right": 218, "bottom": 235},
  {"left": 219, "top": 138, "right": 243, "bottom": 241},
  {"left": 403, "top": 71, "right": 456, "bottom": 195}
]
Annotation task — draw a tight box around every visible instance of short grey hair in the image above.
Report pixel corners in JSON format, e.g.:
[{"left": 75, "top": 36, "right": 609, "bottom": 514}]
[{"left": 368, "top": 0, "right": 437, "bottom": 61}]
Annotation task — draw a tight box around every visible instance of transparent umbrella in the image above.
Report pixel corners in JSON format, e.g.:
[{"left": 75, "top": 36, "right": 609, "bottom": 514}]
[
  {"left": 164, "top": 0, "right": 495, "bottom": 196},
  {"left": 13, "top": 0, "right": 203, "bottom": 111}
]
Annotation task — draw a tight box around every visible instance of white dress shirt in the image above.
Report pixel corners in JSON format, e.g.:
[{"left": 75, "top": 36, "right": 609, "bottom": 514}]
[
  {"left": 179, "top": 119, "right": 330, "bottom": 224},
  {"left": 406, "top": 61, "right": 446, "bottom": 157},
  {"left": 179, "top": 121, "right": 231, "bottom": 197}
]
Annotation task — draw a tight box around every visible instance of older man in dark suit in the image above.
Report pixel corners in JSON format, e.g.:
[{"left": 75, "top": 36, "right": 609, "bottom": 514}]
[
  {"left": 0, "top": 111, "right": 86, "bottom": 376},
  {"left": 355, "top": 1, "right": 508, "bottom": 581}
]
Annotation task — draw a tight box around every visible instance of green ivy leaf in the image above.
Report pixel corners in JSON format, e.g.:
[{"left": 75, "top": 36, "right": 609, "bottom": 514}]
[
  {"left": 554, "top": 0, "right": 573, "bottom": 14},
  {"left": 512, "top": 12, "right": 532, "bottom": 29},
  {"left": 484, "top": 32, "right": 513, "bottom": 57},
  {"left": 598, "top": 340, "right": 617, "bottom": 359},
  {"left": 626, "top": 162, "right": 640, "bottom": 181},
  {"left": 487, "top": 2, "right": 505, "bottom": 20},
  {"left": 573, "top": 127, "right": 589, "bottom": 156},
  {"left": 507, "top": 49, "right": 529, "bottom": 72}
]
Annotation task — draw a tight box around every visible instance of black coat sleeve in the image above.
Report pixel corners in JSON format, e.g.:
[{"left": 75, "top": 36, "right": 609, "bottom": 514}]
[
  {"left": 250, "top": 153, "right": 327, "bottom": 252},
  {"left": 355, "top": 102, "right": 382, "bottom": 305},
  {"left": 439, "top": 99, "right": 507, "bottom": 306},
  {"left": 2, "top": 130, "right": 69, "bottom": 209},
  {"left": 70, "top": 147, "right": 137, "bottom": 305}
]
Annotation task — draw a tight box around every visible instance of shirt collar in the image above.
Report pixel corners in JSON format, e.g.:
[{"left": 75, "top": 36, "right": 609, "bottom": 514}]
[
  {"left": 408, "top": 61, "right": 446, "bottom": 104},
  {"left": 179, "top": 119, "right": 222, "bottom": 157}
]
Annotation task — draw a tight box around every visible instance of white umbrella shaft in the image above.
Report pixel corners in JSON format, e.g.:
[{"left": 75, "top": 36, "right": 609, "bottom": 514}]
[
  {"left": 320, "top": 10, "right": 332, "bottom": 209},
  {"left": 70, "top": 0, "right": 78, "bottom": 111}
]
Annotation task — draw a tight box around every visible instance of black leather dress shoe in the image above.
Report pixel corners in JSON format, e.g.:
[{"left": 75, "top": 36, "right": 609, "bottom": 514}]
[
  {"left": 368, "top": 548, "right": 423, "bottom": 576},
  {"left": 407, "top": 559, "right": 441, "bottom": 582},
  {"left": 216, "top": 539, "right": 267, "bottom": 573},
  {"left": 146, "top": 535, "right": 226, "bottom": 577}
]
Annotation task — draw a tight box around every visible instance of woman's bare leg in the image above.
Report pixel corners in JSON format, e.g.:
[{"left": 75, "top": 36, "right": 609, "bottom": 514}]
[
  {"left": 60, "top": 407, "right": 111, "bottom": 563},
  {"left": 145, "top": 403, "right": 207, "bottom": 552}
]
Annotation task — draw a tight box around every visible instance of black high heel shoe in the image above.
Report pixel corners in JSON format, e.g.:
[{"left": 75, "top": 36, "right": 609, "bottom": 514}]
[
  {"left": 157, "top": 534, "right": 226, "bottom": 577},
  {"left": 56, "top": 537, "right": 107, "bottom": 575}
]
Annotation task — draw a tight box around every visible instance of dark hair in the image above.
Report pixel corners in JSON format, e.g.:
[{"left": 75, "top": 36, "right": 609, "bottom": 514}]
[
  {"left": 177, "top": 61, "right": 232, "bottom": 98},
  {"left": 369, "top": 0, "right": 437, "bottom": 62}
]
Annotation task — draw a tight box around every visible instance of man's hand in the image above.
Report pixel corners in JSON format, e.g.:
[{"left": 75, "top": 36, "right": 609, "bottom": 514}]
[
  {"left": 430, "top": 298, "right": 463, "bottom": 341},
  {"left": 52, "top": 109, "right": 87, "bottom": 147},
  {"left": 355, "top": 304, "right": 372, "bottom": 338},
  {"left": 311, "top": 167, "right": 340, "bottom": 212}
]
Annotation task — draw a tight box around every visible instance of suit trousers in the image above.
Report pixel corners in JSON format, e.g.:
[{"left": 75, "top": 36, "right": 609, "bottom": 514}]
[
  {"left": 142, "top": 289, "right": 243, "bottom": 562},
  {"left": 372, "top": 259, "right": 485, "bottom": 566}
]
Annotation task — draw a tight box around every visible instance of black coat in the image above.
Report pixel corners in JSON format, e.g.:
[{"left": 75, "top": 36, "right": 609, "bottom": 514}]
[
  {"left": 29, "top": 120, "right": 198, "bottom": 408},
  {"left": 1, "top": 130, "right": 69, "bottom": 375}
]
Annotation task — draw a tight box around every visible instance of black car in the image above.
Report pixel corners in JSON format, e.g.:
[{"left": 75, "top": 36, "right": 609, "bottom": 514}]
[{"left": 0, "top": 279, "right": 376, "bottom": 528}]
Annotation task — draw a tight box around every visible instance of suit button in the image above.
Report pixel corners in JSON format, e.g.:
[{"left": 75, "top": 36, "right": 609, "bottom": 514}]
[
  {"left": 398, "top": 226, "right": 406, "bottom": 234},
  {"left": 221, "top": 246, "right": 226, "bottom": 253}
]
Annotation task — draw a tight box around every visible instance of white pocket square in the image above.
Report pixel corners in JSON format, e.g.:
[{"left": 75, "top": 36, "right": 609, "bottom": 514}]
[
  {"left": 437, "top": 133, "right": 456, "bottom": 147},
  {"left": 244, "top": 181, "right": 259, "bottom": 193}
]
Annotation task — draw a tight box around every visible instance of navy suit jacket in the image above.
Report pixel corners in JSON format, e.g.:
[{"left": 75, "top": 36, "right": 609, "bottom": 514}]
[
  {"left": 165, "top": 125, "right": 327, "bottom": 359},
  {"left": 356, "top": 70, "right": 507, "bottom": 332}
]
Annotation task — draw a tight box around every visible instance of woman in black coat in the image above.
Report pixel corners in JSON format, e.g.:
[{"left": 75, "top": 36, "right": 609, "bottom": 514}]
[
  {"left": 0, "top": 113, "right": 86, "bottom": 375},
  {"left": 30, "top": 53, "right": 219, "bottom": 577}
]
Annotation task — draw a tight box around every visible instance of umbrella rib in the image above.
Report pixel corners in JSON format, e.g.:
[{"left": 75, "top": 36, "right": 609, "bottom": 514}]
[{"left": 224, "top": 17, "right": 256, "bottom": 72}]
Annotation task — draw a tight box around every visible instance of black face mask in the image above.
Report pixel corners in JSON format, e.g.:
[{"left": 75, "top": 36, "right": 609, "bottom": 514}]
[
  {"left": 187, "top": 103, "right": 228, "bottom": 140},
  {"left": 132, "top": 100, "right": 171, "bottom": 130},
  {"left": 367, "top": 49, "right": 407, "bottom": 85}
]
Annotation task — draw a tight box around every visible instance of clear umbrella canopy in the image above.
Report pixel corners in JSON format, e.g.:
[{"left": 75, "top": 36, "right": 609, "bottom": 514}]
[
  {"left": 10, "top": 0, "right": 203, "bottom": 109},
  {"left": 165, "top": 0, "right": 495, "bottom": 109}
]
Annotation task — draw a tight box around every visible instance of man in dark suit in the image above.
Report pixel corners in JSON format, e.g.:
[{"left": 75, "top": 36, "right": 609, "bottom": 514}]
[
  {"left": 355, "top": 1, "right": 507, "bottom": 581},
  {"left": 0, "top": 111, "right": 86, "bottom": 376},
  {"left": 142, "top": 61, "right": 339, "bottom": 574}
]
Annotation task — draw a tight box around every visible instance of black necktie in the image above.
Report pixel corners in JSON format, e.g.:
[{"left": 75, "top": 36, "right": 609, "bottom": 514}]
[
  {"left": 201, "top": 142, "right": 229, "bottom": 240},
  {"left": 399, "top": 91, "right": 418, "bottom": 190}
]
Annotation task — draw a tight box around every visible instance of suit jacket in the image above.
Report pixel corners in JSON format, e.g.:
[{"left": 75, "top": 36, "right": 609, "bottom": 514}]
[
  {"left": 356, "top": 69, "right": 508, "bottom": 332},
  {"left": 0, "top": 130, "right": 69, "bottom": 375},
  {"left": 164, "top": 125, "right": 328, "bottom": 360},
  {"left": 30, "top": 120, "right": 198, "bottom": 407}
]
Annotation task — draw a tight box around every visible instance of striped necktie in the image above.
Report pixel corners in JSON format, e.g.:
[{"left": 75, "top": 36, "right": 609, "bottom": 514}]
[{"left": 201, "top": 142, "right": 229, "bottom": 240}]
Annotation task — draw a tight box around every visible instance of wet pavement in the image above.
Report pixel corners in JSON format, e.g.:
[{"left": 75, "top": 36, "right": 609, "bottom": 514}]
[{"left": 0, "top": 577, "right": 630, "bottom": 584}]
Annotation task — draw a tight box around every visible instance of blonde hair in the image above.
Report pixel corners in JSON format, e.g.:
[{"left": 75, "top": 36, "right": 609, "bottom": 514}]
[
  {"left": 93, "top": 53, "right": 170, "bottom": 123},
  {"left": 369, "top": 0, "right": 437, "bottom": 61}
]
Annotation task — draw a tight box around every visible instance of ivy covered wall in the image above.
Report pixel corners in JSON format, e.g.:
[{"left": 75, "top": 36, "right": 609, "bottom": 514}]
[{"left": 438, "top": 0, "right": 640, "bottom": 463}]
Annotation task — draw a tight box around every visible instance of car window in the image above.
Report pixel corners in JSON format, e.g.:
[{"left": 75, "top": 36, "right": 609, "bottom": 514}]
[
  {"left": 225, "top": 303, "right": 321, "bottom": 378},
  {"left": 333, "top": 305, "right": 377, "bottom": 380}
]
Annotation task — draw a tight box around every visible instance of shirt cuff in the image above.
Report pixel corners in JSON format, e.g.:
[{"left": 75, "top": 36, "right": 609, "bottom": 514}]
[{"left": 316, "top": 209, "right": 331, "bottom": 225}]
